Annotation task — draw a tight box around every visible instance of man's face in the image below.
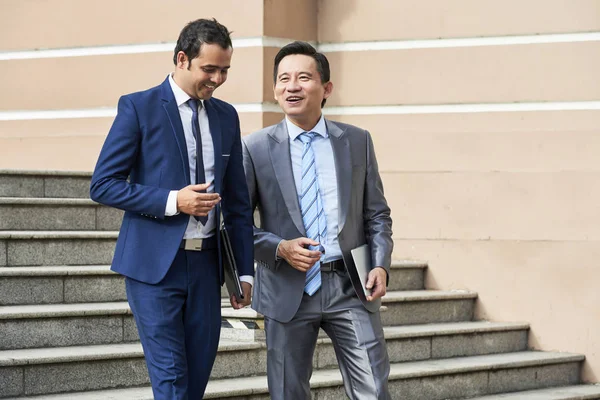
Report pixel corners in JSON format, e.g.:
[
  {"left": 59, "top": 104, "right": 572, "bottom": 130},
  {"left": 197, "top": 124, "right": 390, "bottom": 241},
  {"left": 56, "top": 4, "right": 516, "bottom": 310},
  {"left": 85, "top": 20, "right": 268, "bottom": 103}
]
[
  {"left": 274, "top": 54, "right": 332, "bottom": 124},
  {"left": 175, "top": 43, "right": 233, "bottom": 100}
]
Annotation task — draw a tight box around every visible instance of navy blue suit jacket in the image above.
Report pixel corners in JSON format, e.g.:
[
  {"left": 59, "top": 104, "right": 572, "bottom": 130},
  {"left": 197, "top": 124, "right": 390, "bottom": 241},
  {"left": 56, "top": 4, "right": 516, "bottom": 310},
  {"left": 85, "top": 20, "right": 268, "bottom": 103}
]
[{"left": 90, "top": 77, "right": 254, "bottom": 284}]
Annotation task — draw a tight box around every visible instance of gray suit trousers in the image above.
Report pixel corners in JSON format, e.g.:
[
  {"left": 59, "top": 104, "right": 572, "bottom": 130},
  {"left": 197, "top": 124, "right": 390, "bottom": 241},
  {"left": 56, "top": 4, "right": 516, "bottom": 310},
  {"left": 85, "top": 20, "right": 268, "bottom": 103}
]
[{"left": 264, "top": 267, "right": 391, "bottom": 400}]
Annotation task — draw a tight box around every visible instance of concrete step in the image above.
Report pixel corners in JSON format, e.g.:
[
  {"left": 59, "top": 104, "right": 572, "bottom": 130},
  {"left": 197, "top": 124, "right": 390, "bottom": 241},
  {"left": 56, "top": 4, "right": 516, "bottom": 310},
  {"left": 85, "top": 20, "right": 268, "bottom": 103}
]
[
  {"left": 0, "top": 198, "right": 122, "bottom": 231},
  {"left": 1, "top": 351, "right": 584, "bottom": 399},
  {"left": 0, "top": 261, "right": 426, "bottom": 305},
  {"left": 0, "top": 320, "right": 529, "bottom": 375},
  {"left": 0, "top": 302, "right": 135, "bottom": 350},
  {"left": 374, "top": 321, "right": 530, "bottom": 361},
  {"left": 0, "top": 170, "right": 91, "bottom": 199},
  {"left": 222, "top": 288, "right": 478, "bottom": 342},
  {"left": 221, "top": 289, "right": 478, "bottom": 329},
  {"left": 0, "top": 231, "right": 117, "bottom": 267},
  {"left": 0, "top": 266, "right": 124, "bottom": 305},
  {"left": 223, "top": 260, "right": 427, "bottom": 304},
  {"left": 386, "top": 259, "right": 427, "bottom": 291},
  {"left": 468, "top": 384, "right": 600, "bottom": 399},
  {"left": 379, "top": 289, "right": 477, "bottom": 326},
  {"left": 223, "top": 319, "right": 531, "bottom": 363},
  {"left": 0, "top": 290, "right": 476, "bottom": 349}
]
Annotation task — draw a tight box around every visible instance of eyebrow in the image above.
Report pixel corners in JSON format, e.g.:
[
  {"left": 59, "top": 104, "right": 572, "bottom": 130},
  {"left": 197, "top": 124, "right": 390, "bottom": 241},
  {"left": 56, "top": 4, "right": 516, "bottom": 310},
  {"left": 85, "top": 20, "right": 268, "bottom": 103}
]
[
  {"left": 277, "top": 71, "right": 312, "bottom": 78},
  {"left": 202, "top": 64, "right": 231, "bottom": 69}
]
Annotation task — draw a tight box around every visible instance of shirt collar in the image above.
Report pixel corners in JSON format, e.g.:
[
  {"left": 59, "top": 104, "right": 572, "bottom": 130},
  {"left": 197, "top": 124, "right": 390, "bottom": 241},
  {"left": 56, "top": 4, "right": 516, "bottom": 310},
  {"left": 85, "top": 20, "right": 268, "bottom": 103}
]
[
  {"left": 168, "top": 73, "right": 204, "bottom": 108},
  {"left": 286, "top": 115, "right": 327, "bottom": 141}
]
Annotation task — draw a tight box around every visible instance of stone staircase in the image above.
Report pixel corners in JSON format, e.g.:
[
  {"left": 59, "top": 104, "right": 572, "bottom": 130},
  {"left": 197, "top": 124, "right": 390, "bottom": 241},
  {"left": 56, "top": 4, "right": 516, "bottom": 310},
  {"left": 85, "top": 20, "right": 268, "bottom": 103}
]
[{"left": 1, "top": 170, "right": 599, "bottom": 399}]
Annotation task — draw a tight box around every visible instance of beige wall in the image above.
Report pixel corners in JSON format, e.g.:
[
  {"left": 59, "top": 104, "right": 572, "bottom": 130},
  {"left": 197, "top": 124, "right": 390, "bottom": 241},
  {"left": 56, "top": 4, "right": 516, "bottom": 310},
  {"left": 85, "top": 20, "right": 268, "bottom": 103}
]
[
  {"left": 320, "top": 1, "right": 600, "bottom": 382},
  {"left": 0, "top": 47, "right": 268, "bottom": 110},
  {"left": 1, "top": 0, "right": 599, "bottom": 382},
  {"left": 318, "top": 0, "right": 600, "bottom": 42},
  {"left": 0, "top": 0, "right": 265, "bottom": 50},
  {"left": 0, "top": 0, "right": 290, "bottom": 171},
  {"left": 325, "top": 42, "right": 600, "bottom": 105}
]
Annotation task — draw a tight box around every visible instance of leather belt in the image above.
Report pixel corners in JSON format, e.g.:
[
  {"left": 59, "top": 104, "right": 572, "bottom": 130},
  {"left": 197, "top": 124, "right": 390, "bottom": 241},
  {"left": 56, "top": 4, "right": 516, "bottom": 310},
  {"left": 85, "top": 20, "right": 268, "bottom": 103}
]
[
  {"left": 320, "top": 259, "right": 345, "bottom": 272},
  {"left": 179, "top": 236, "right": 217, "bottom": 251}
]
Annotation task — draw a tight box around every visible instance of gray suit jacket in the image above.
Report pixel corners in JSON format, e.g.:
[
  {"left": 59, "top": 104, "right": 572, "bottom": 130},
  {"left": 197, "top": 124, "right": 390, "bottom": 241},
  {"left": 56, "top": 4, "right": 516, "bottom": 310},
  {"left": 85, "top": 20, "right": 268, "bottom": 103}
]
[{"left": 242, "top": 118, "right": 393, "bottom": 322}]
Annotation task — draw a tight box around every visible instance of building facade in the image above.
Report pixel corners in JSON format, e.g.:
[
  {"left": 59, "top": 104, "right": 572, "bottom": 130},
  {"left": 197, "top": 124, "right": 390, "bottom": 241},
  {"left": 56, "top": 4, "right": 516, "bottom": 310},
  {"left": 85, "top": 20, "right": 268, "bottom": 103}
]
[{"left": 1, "top": 0, "right": 599, "bottom": 383}]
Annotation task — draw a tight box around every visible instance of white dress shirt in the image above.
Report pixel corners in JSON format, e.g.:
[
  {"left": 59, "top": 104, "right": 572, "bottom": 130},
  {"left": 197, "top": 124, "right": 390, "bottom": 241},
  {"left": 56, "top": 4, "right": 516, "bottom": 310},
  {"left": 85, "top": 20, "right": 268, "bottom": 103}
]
[{"left": 165, "top": 74, "right": 252, "bottom": 286}]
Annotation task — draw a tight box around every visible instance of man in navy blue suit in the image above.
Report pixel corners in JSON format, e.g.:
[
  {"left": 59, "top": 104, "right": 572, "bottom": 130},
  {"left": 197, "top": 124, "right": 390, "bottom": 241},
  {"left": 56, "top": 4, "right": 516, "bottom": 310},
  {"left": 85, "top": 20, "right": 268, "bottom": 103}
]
[{"left": 90, "top": 18, "right": 254, "bottom": 399}]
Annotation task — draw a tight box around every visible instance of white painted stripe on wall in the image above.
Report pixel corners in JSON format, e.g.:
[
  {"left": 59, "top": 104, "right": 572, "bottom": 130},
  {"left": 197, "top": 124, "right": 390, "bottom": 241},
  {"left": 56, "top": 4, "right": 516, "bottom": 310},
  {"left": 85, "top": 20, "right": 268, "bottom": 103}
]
[
  {"left": 0, "top": 37, "right": 297, "bottom": 61},
  {"left": 1, "top": 32, "right": 598, "bottom": 61},
  {"left": 0, "top": 43, "right": 174, "bottom": 60},
  {"left": 0, "top": 103, "right": 282, "bottom": 121},
  {"left": 318, "top": 32, "right": 600, "bottom": 52},
  {"left": 1, "top": 102, "right": 600, "bottom": 121},
  {"left": 235, "top": 103, "right": 281, "bottom": 113},
  {"left": 0, "top": 108, "right": 117, "bottom": 121},
  {"left": 322, "top": 101, "right": 600, "bottom": 116}
]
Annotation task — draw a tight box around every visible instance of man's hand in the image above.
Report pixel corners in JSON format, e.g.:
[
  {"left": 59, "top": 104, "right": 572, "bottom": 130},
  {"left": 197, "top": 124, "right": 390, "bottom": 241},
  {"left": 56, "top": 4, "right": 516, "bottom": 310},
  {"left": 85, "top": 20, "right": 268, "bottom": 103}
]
[
  {"left": 230, "top": 282, "right": 252, "bottom": 309},
  {"left": 365, "top": 267, "right": 388, "bottom": 301},
  {"left": 278, "top": 237, "right": 322, "bottom": 272},
  {"left": 177, "top": 183, "right": 221, "bottom": 216}
]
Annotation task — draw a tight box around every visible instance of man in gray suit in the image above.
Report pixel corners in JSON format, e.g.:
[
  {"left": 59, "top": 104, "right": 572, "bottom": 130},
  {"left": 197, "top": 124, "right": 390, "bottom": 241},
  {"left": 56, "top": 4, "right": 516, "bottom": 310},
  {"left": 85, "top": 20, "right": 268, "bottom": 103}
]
[{"left": 242, "top": 41, "right": 393, "bottom": 400}]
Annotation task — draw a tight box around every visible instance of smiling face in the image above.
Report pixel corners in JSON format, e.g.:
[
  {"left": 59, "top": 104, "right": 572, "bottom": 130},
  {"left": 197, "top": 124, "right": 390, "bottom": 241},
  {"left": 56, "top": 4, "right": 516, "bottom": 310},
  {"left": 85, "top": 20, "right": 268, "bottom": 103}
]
[
  {"left": 274, "top": 54, "right": 333, "bottom": 130},
  {"left": 173, "top": 42, "right": 233, "bottom": 100}
]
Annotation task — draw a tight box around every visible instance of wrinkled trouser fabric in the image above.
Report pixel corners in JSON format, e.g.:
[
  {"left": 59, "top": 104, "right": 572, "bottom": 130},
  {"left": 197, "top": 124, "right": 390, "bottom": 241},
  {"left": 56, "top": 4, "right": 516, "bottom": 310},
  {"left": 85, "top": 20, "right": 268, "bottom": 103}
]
[
  {"left": 126, "top": 248, "right": 221, "bottom": 400},
  {"left": 265, "top": 267, "right": 391, "bottom": 400}
]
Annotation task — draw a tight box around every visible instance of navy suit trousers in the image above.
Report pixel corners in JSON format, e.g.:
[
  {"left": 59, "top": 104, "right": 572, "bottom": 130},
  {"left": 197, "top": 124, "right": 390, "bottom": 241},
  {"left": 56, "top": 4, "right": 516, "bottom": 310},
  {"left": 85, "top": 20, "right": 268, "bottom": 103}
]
[{"left": 126, "top": 248, "right": 221, "bottom": 399}]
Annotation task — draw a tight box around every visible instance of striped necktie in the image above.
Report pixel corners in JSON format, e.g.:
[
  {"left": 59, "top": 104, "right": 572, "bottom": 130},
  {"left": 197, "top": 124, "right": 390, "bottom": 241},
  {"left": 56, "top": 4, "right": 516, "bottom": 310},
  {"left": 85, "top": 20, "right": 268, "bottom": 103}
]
[{"left": 297, "top": 131, "right": 327, "bottom": 295}]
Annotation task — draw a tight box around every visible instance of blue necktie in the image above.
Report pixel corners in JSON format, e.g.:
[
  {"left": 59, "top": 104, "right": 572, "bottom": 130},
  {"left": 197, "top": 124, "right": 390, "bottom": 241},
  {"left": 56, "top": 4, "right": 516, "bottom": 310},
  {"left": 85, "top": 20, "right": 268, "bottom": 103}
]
[
  {"left": 187, "top": 99, "right": 208, "bottom": 225},
  {"left": 297, "top": 132, "right": 327, "bottom": 295}
]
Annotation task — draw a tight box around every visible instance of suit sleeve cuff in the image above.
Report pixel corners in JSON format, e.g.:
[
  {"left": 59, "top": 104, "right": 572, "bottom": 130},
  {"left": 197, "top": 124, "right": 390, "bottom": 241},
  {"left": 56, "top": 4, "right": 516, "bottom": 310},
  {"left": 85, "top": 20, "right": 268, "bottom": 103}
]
[
  {"left": 239, "top": 275, "right": 254, "bottom": 286},
  {"left": 165, "top": 190, "right": 179, "bottom": 217}
]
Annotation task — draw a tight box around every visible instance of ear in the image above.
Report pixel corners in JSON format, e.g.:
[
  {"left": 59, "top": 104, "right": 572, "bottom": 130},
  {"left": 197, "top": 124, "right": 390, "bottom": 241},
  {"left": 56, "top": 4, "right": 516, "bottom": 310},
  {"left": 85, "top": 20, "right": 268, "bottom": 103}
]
[
  {"left": 176, "top": 51, "right": 189, "bottom": 69},
  {"left": 273, "top": 83, "right": 278, "bottom": 102},
  {"left": 323, "top": 81, "right": 334, "bottom": 100}
]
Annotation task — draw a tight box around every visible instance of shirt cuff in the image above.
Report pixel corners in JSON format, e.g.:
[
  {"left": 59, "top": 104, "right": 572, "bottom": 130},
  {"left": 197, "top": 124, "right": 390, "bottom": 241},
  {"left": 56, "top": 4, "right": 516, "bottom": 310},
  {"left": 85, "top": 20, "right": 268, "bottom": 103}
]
[
  {"left": 165, "top": 190, "right": 179, "bottom": 216},
  {"left": 275, "top": 239, "right": 283, "bottom": 261},
  {"left": 240, "top": 275, "right": 254, "bottom": 286}
]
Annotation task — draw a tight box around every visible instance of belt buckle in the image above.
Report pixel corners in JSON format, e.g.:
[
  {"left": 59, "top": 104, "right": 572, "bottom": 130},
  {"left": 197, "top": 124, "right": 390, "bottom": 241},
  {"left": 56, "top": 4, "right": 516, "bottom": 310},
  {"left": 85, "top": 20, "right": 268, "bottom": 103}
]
[
  {"left": 321, "top": 261, "right": 334, "bottom": 272},
  {"left": 184, "top": 238, "right": 204, "bottom": 251}
]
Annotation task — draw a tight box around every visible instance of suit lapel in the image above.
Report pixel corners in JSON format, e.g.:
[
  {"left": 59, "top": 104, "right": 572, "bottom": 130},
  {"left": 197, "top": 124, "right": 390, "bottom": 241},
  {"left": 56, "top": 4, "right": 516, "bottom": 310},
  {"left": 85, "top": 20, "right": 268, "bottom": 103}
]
[
  {"left": 161, "top": 79, "right": 191, "bottom": 184},
  {"left": 268, "top": 121, "right": 306, "bottom": 236},
  {"left": 204, "top": 99, "right": 222, "bottom": 195},
  {"left": 327, "top": 119, "right": 351, "bottom": 234}
]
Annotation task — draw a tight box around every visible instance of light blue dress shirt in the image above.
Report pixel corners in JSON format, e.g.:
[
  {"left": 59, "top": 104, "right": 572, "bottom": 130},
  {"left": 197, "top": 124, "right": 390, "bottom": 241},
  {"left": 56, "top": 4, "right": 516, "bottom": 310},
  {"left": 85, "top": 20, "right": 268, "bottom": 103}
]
[{"left": 285, "top": 116, "right": 343, "bottom": 263}]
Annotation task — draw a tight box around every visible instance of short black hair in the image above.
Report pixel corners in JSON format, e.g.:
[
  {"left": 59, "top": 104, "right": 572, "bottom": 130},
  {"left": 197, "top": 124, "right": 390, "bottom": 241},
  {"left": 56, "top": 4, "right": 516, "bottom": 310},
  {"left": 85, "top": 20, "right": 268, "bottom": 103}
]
[
  {"left": 173, "top": 18, "right": 232, "bottom": 69},
  {"left": 273, "top": 41, "right": 331, "bottom": 108}
]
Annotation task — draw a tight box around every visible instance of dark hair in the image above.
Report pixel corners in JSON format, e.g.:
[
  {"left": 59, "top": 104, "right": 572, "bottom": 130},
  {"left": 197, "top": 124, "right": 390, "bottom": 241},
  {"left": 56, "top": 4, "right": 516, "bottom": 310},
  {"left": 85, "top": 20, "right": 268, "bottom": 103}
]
[
  {"left": 173, "top": 18, "right": 232, "bottom": 69},
  {"left": 273, "top": 41, "right": 331, "bottom": 108}
]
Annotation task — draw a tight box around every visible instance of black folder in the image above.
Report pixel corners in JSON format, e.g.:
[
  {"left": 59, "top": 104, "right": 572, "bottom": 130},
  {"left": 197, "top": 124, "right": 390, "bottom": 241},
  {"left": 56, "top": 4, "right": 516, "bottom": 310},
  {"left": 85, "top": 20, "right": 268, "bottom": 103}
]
[{"left": 220, "top": 218, "right": 244, "bottom": 300}]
